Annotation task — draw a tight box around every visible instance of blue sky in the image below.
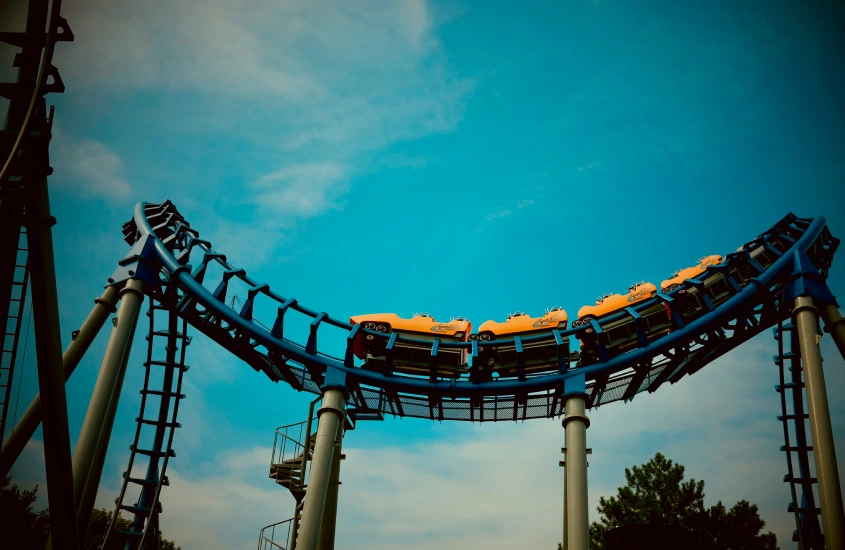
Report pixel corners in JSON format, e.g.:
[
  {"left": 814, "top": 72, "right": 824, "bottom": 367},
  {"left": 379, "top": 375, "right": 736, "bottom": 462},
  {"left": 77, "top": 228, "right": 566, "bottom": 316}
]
[{"left": 3, "top": 0, "right": 845, "bottom": 548}]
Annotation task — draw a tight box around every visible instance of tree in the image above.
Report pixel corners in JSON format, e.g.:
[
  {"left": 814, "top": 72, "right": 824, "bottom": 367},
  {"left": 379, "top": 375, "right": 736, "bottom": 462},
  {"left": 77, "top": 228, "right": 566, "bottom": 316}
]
[
  {"left": 583, "top": 453, "right": 778, "bottom": 550},
  {"left": 0, "top": 476, "right": 50, "bottom": 549},
  {"left": 0, "top": 476, "right": 181, "bottom": 550}
]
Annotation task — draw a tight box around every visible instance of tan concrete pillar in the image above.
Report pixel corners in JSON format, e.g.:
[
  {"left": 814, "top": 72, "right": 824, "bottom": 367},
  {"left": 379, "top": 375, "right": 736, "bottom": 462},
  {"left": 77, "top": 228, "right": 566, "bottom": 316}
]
[
  {"left": 316, "top": 422, "right": 344, "bottom": 550},
  {"left": 563, "top": 396, "right": 590, "bottom": 550},
  {"left": 794, "top": 297, "right": 845, "bottom": 549},
  {"left": 0, "top": 285, "right": 119, "bottom": 477},
  {"left": 296, "top": 389, "right": 346, "bottom": 550}
]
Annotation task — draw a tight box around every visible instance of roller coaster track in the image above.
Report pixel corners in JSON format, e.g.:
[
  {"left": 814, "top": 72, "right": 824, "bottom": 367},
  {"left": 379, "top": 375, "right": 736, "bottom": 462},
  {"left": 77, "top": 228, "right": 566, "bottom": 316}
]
[
  {"left": 107, "top": 200, "right": 840, "bottom": 548},
  {"left": 117, "top": 201, "right": 838, "bottom": 413}
]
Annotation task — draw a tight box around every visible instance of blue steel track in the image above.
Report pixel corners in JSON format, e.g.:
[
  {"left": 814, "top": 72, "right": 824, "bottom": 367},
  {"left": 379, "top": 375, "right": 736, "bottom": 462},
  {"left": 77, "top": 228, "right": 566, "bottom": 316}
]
[
  {"left": 116, "top": 200, "right": 838, "bottom": 420},
  {"left": 108, "top": 200, "right": 839, "bottom": 549}
]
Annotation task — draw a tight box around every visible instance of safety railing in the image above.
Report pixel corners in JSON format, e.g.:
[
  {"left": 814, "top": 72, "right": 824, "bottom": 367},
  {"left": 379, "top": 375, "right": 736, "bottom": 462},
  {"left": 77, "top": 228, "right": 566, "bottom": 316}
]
[
  {"left": 270, "top": 396, "right": 320, "bottom": 487},
  {"left": 257, "top": 518, "right": 294, "bottom": 550}
]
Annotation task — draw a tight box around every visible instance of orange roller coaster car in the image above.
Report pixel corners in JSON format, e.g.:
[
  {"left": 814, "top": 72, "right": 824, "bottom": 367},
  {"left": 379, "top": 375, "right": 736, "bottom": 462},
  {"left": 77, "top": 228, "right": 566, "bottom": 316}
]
[
  {"left": 469, "top": 308, "right": 570, "bottom": 378},
  {"left": 349, "top": 312, "right": 471, "bottom": 377},
  {"left": 661, "top": 255, "right": 723, "bottom": 293},
  {"left": 572, "top": 281, "right": 657, "bottom": 327},
  {"left": 573, "top": 282, "right": 672, "bottom": 364}
]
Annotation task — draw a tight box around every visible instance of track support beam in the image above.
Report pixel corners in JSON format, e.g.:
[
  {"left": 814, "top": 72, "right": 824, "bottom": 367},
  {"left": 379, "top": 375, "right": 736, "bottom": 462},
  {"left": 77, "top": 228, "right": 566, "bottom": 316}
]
[
  {"left": 316, "top": 422, "right": 344, "bottom": 550},
  {"left": 794, "top": 296, "right": 845, "bottom": 549},
  {"left": 298, "top": 387, "right": 347, "bottom": 550},
  {"left": 28, "top": 157, "right": 80, "bottom": 550},
  {"left": 69, "top": 280, "right": 144, "bottom": 544},
  {"left": 562, "top": 378, "right": 590, "bottom": 550},
  {"left": 0, "top": 285, "right": 119, "bottom": 477}
]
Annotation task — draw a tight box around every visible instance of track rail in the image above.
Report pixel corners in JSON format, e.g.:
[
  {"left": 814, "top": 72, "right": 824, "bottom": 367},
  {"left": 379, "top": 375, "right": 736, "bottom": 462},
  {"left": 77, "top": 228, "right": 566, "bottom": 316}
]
[{"left": 113, "top": 201, "right": 838, "bottom": 422}]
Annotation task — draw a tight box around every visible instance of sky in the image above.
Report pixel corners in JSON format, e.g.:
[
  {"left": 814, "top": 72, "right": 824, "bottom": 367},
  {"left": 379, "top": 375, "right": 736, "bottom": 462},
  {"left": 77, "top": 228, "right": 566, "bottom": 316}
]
[{"left": 2, "top": 0, "right": 845, "bottom": 548}]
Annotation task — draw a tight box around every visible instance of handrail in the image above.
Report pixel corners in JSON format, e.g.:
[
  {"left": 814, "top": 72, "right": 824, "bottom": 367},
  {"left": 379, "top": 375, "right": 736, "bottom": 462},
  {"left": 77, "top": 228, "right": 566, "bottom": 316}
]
[{"left": 257, "top": 518, "right": 294, "bottom": 550}]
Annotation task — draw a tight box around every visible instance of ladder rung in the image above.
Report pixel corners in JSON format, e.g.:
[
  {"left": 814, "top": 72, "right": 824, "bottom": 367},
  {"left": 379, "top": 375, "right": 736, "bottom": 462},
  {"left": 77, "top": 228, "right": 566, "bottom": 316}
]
[
  {"left": 775, "top": 383, "right": 804, "bottom": 391},
  {"left": 137, "top": 417, "right": 181, "bottom": 428},
  {"left": 788, "top": 502, "right": 821, "bottom": 513},
  {"left": 781, "top": 445, "right": 813, "bottom": 452},
  {"left": 784, "top": 474, "right": 817, "bottom": 484},
  {"left": 118, "top": 503, "right": 162, "bottom": 517},
  {"left": 778, "top": 414, "right": 809, "bottom": 421},
  {"left": 145, "top": 360, "right": 189, "bottom": 371},
  {"left": 130, "top": 445, "right": 176, "bottom": 458},
  {"left": 140, "top": 389, "right": 185, "bottom": 399},
  {"left": 123, "top": 473, "right": 169, "bottom": 487}
]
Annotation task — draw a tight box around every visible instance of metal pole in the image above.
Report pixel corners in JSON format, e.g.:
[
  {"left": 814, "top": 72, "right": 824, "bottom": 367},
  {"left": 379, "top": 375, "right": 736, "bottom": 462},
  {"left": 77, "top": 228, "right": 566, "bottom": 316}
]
[
  {"left": 316, "top": 422, "right": 344, "bottom": 550},
  {"left": 70, "top": 280, "right": 143, "bottom": 508},
  {"left": 296, "top": 388, "right": 346, "bottom": 550},
  {"left": 563, "top": 396, "right": 590, "bottom": 550},
  {"left": 794, "top": 296, "right": 845, "bottom": 549},
  {"left": 27, "top": 159, "right": 80, "bottom": 550},
  {"left": 563, "top": 451, "right": 568, "bottom": 550},
  {"left": 820, "top": 303, "right": 845, "bottom": 362},
  {"left": 0, "top": 285, "right": 119, "bottom": 477},
  {"left": 75, "top": 287, "right": 141, "bottom": 545}
]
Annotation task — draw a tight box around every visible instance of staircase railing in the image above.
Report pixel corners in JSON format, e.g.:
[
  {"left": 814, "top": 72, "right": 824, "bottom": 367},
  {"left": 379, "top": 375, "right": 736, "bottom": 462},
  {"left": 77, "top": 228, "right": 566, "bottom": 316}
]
[{"left": 258, "top": 518, "right": 294, "bottom": 550}]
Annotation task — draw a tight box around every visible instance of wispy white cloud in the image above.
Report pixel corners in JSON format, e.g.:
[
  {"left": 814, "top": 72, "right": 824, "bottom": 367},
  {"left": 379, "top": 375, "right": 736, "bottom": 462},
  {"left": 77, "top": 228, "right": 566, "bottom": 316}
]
[
  {"left": 251, "top": 162, "right": 348, "bottom": 219},
  {"left": 517, "top": 199, "right": 535, "bottom": 208},
  {"left": 52, "top": 139, "right": 132, "bottom": 200},
  {"left": 484, "top": 208, "right": 512, "bottom": 221},
  {"left": 577, "top": 162, "right": 599, "bottom": 172}
]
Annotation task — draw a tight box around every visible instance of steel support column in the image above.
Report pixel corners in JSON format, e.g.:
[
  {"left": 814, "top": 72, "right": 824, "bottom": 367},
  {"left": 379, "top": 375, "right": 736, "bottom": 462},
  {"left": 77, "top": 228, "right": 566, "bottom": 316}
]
[
  {"left": 70, "top": 280, "right": 143, "bottom": 504},
  {"left": 316, "top": 422, "right": 344, "bottom": 550},
  {"left": 76, "top": 285, "right": 141, "bottom": 545},
  {"left": 27, "top": 167, "right": 80, "bottom": 550},
  {"left": 297, "top": 388, "right": 346, "bottom": 550},
  {"left": 562, "top": 449, "right": 568, "bottom": 550},
  {"left": 821, "top": 303, "right": 845, "bottom": 362},
  {"left": 563, "top": 396, "right": 590, "bottom": 550},
  {"left": 794, "top": 296, "right": 845, "bottom": 549},
  {"left": 0, "top": 285, "right": 119, "bottom": 477}
]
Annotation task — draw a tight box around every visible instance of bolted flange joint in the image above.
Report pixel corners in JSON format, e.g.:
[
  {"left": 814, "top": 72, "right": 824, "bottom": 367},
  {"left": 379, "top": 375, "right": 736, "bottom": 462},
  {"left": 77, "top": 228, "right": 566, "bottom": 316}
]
[{"left": 562, "top": 414, "right": 591, "bottom": 429}]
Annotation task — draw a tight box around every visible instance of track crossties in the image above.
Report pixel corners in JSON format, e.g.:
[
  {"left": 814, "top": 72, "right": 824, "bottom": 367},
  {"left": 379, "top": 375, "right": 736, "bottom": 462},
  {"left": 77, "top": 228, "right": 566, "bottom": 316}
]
[{"left": 116, "top": 201, "right": 839, "bottom": 422}]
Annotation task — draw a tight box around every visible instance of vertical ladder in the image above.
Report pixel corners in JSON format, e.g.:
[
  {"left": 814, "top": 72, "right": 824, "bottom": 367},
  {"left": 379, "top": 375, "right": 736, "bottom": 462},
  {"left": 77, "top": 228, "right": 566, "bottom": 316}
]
[
  {"left": 0, "top": 227, "right": 29, "bottom": 447},
  {"left": 103, "top": 298, "right": 189, "bottom": 550},
  {"left": 774, "top": 320, "right": 824, "bottom": 548}
]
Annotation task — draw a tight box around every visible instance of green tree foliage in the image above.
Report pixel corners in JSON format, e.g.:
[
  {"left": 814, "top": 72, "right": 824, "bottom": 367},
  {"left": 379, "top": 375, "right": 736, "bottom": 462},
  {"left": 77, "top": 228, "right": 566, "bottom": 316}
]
[
  {"left": 584, "top": 453, "right": 778, "bottom": 550},
  {"left": 1, "top": 476, "right": 50, "bottom": 548},
  {"left": 1, "top": 476, "right": 181, "bottom": 550}
]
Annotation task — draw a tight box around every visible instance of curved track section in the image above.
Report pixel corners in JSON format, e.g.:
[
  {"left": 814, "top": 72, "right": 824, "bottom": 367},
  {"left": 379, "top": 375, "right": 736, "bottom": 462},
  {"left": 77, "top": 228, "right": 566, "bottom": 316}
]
[{"left": 115, "top": 201, "right": 839, "bottom": 422}]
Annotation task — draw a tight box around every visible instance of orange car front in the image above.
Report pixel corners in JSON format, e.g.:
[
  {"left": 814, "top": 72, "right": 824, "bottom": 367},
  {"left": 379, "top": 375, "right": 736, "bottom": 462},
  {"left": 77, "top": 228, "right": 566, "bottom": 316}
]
[
  {"left": 660, "top": 255, "right": 723, "bottom": 293},
  {"left": 349, "top": 313, "right": 471, "bottom": 373},
  {"left": 470, "top": 309, "right": 569, "bottom": 377},
  {"left": 574, "top": 282, "right": 657, "bottom": 326}
]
